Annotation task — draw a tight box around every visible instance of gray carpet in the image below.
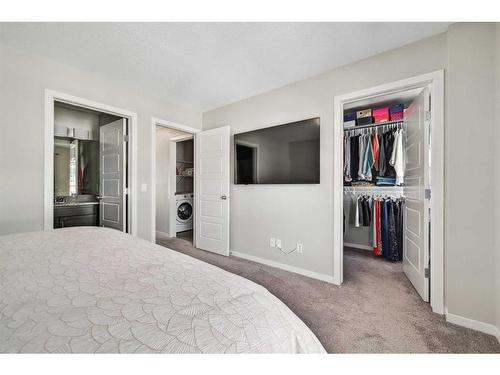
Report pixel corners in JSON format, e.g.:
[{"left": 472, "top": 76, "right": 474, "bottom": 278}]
[{"left": 156, "top": 236, "right": 500, "bottom": 353}]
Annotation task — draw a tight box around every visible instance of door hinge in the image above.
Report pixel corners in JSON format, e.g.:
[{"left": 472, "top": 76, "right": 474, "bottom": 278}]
[
  {"left": 425, "top": 267, "right": 430, "bottom": 279},
  {"left": 425, "top": 188, "right": 431, "bottom": 200},
  {"left": 425, "top": 111, "right": 431, "bottom": 122},
  {"left": 123, "top": 134, "right": 129, "bottom": 142},
  {"left": 124, "top": 188, "right": 129, "bottom": 195}
]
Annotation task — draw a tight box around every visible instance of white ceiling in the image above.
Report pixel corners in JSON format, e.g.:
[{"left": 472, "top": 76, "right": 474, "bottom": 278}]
[{"left": 0, "top": 23, "right": 450, "bottom": 111}]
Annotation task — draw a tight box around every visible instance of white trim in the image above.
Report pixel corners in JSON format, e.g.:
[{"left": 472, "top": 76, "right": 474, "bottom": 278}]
[
  {"left": 150, "top": 117, "right": 199, "bottom": 243},
  {"left": 344, "top": 242, "right": 372, "bottom": 251},
  {"left": 230, "top": 251, "right": 335, "bottom": 284},
  {"left": 171, "top": 134, "right": 194, "bottom": 142},
  {"left": 155, "top": 230, "right": 173, "bottom": 241},
  {"left": 446, "top": 312, "right": 500, "bottom": 341},
  {"left": 44, "top": 89, "right": 138, "bottom": 236},
  {"left": 168, "top": 140, "right": 177, "bottom": 239},
  {"left": 333, "top": 70, "right": 445, "bottom": 315}
]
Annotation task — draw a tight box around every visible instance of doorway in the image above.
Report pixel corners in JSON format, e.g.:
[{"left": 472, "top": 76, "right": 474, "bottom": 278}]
[
  {"left": 154, "top": 124, "right": 194, "bottom": 245},
  {"left": 44, "top": 90, "right": 138, "bottom": 235},
  {"left": 151, "top": 118, "right": 199, "bottom": 246},
  {"left": 333, "top": 71, "right": 445, "bottom": 314},
  {"left": 151, "top": 120, "right": 231, "bottom": 256}
]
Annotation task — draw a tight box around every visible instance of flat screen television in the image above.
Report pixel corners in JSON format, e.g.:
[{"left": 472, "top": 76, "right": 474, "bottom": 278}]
[{"left": 234, "top": 117, "right": 320, "bottom": 184}]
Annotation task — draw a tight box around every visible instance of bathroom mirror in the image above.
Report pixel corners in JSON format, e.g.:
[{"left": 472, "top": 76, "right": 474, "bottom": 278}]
[{"left": 54, "top": 137, "right": 99, "bottom": 198}]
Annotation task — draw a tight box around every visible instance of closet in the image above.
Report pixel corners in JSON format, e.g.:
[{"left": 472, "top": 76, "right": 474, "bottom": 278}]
[{"left": 341, "top": 86, "right": 432, "bottom": 301}]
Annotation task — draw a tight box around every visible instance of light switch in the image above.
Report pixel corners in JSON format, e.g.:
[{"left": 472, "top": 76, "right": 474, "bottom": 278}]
[{"left": 141, "top": 183, "right": 147, "bottom": 192}]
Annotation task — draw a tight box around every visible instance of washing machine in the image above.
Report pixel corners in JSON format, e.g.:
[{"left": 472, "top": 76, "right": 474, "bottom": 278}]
[{"left": 176, "top": 193, "right": 193, "bottom": 233}]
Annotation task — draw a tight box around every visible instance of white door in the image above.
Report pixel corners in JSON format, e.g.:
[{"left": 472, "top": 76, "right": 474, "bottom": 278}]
[
  {"left": 195, "top": 126, "right": 230, "bottom": 255},
  {"left": 99, "top": 119, "right": 127, "bottom": 231},
  {"left": 403, "top": 88, "right": 430, "bottom": 301}
]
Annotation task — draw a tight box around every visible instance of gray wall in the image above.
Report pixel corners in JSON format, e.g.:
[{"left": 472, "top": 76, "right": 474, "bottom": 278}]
[
  {"left": 0, "top": 42, "right": 202, "bottom": 238},
  {"left": 496, "top": 23, "right": 500, "bottom": 336},
  {"left": 203, "top": 24, "right": 500, "bottom": 327},
  {"left": 204, "top": 32, "right": 447, "bottom": 277},
  {"left": 446, "top": 23, "right": 497, "bottom": 326}
]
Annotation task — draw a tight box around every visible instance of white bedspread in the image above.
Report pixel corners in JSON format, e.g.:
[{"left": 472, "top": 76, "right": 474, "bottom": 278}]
[{"left": 0, "top": 228, "right": 325, "bottom": 353}]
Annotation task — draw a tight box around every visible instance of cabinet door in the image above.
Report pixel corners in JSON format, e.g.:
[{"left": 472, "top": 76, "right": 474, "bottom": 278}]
[{"left": 60, "top": 215, "right": 97, "bottom": 228}]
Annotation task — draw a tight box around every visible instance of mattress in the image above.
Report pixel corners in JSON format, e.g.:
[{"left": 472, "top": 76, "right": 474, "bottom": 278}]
[{"left": 0, "top": 227, "right": 325, "bottom": 353}]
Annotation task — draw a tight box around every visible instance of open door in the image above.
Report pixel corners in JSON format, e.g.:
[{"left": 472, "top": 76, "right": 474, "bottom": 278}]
[
  {"left": 99, "top": 119, "right": 127, "bottom": 232},
  {"left": 403, "top": 88, "right": 430, "bottom": 301},
  {"left": 195, "top": 126, "right": 230, "bottom": 255}
]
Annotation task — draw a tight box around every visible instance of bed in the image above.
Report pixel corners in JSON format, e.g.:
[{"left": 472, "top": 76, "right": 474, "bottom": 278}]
[{"left": 0, "top": 227, "right": 325, "bottom": 353}]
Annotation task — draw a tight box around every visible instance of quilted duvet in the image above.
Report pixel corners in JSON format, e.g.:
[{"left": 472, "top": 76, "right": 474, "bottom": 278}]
[{"left": 0, "top": 227, "right": 325, "bottom": 353}]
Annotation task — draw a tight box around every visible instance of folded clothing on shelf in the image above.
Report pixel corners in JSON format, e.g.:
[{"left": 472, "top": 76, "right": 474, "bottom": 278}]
[{"left": 376, "top": 176, "right": 397, "bottom": 186}]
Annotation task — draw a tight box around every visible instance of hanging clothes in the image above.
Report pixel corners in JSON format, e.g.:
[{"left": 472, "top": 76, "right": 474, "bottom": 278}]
[
  {"left": 379, "top": 131, "right": 396, "bottom": 178},
  {"left": 360, "top": 196, "right": 371, "bottom": 227},
  {"left": 390, "top": 129, "right": 405, "bottom": 185},
  {"left": 354, "top": 195, "right": 361, "bottom": 228},
  {"left": 372, "top": 134, "right": 380, "bottom": 171},
  {"left": 387, "top": 199, "right": 399, "bottom": 261},
  {"left": 357, "top": 135, "right": 365, "bottom": 180},
  {"left": 371, "top": 198, "right": 382, "bottom": 256},
  {"left": 343, "top": 125, "right": 403, "bottom": 186},
  {"left": 350, "top": 135, "right": 360, "bottom": 182},
  {"left": 344, "top": 135, "right": 352, "bottom": 182},
  {"left": 361, "top": 135, "right": 374, "bottom": 181}
]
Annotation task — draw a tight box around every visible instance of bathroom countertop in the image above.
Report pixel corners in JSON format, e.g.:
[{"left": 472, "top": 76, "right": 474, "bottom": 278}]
[{"left": 54, "top": 202, "right": 99, "bottom": 207}]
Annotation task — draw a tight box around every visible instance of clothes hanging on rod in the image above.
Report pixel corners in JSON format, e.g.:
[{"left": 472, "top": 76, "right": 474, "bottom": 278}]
[
  {"left": 343, "top": 122, "right": 405, "bottom": 187},
  {"left": 389, "top": 128, "right": 405, "bottom": 185},
  {"left": 345, "top": 191, "right": 404, "bottom": 262}
]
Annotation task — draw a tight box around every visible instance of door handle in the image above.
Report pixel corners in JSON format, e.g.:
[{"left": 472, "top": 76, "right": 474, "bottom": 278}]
[{"left": 221, "top": 195, "right": 227, "bottom": 200}]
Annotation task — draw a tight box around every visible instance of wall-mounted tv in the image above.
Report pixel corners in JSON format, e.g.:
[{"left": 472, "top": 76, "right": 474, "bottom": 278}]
[{"left": 234, "top": 117, "right": 320, "bottom": 184}]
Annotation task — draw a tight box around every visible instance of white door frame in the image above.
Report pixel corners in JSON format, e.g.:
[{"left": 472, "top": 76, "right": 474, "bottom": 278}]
[
  {"left": 333, "top": 70, "right": 445, "bottom": 314},
  {"left": 150, "top": 117, "right": 199, "bottom": 243},
  {"left": 44, "top": 89, "right": 138, "bottom": 236}
]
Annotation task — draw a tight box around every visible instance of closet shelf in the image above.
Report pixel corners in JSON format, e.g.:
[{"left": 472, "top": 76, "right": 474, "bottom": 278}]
[
  {"left": 176, "top": 160, "right": 193, "bottom": 164},
  {"left": 344, "top": 186, "right": 403, "bottom": 191},
  {"left": 343, "top": 119, "right": 405, "bottom": 132}
]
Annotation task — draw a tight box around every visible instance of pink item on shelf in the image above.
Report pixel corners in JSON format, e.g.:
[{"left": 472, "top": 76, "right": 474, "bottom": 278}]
[
  {"left": 373, "top": 107, "right": 389, "bottom": 123},
  {"left": 390, "top": 112, "right": 404, "bottom": 121}
]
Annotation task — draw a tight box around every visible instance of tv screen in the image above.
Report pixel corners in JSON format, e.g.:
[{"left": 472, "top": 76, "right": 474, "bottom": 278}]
[{"left": 234, "top": 118, "right": 320, "bottom": 184}]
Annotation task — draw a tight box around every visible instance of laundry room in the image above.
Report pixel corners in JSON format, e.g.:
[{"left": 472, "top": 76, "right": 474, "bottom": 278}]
[{"left": 153, "top": 123, "right": 195, "bottom": 245}]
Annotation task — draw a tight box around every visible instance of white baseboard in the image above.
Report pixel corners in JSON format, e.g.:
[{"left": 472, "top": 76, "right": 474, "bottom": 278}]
[
  {"left": 230, "top": 251, "right": 335, "bottom": 284},
  {"left": 344, "top": 242, "right": 371, "bottom": 251},
  {"left": 446, "top": 312, "right": 500, "bottom": 343},
  {"left": 156, "top": 231, "right": 173, "bottom": 240}
]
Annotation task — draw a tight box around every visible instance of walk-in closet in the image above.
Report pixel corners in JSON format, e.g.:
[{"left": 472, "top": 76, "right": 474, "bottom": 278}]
[{"left": 341, "top": 85, "right": 433, "bottom": 302}]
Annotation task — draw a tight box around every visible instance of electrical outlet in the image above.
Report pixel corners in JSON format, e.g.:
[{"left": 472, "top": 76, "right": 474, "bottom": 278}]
[
  {"left": 270, "top": 238, "right": 276, "bottom": 248},
  {"left": 276, "top": 239, "right": 282, "bottom": 249},
  {"left": 297, "top": 243, "right": 303, "bottom": 254}
]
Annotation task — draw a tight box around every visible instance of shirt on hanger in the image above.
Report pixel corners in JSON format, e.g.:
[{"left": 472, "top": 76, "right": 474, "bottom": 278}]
[{"left": 389, "top": 129, "right": 405, "bottom": 185}]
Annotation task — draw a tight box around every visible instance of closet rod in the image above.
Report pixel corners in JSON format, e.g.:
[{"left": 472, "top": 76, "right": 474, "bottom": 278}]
[{"left": 343, "top": 119, "right": 404, "bottom": 132}]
